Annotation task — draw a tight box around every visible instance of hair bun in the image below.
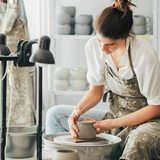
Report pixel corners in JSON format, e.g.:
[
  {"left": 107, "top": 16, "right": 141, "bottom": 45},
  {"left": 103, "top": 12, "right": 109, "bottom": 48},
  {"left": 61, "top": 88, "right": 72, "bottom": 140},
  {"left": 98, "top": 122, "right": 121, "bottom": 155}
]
[{"left": 114, "top": 0, "right": 136, "bottom": 16}]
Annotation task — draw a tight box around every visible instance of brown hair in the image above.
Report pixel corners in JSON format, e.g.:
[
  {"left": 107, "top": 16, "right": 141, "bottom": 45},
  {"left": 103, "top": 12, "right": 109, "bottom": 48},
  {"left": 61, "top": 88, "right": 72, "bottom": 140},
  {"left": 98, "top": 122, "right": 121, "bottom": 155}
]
[{"left": 95, "top": 0, "right": 136, "bottom": 40}]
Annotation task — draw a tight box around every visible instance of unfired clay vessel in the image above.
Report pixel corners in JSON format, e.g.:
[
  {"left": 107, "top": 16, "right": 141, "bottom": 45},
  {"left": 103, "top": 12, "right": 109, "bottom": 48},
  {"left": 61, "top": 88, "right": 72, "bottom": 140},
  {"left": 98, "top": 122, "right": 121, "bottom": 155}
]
[{"left": 76, "top": 120, "right": 96, "bottom": 140}]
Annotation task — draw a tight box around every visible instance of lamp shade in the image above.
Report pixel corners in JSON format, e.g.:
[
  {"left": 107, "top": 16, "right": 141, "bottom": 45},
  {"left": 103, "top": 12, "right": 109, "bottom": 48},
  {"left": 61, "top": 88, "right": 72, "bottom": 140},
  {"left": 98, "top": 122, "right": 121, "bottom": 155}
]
[
  {"left": 29, "top": 36, "right": 55, "bottom": 64},
  {"left": 0, "top": 34, "right": 11, "bottom": 56}
]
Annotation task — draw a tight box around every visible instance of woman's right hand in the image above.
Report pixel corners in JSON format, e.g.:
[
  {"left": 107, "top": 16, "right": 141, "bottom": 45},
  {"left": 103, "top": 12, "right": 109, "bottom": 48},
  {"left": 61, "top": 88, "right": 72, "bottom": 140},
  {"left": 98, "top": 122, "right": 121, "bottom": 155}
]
[{"left": 68, "top": 108, "right": 81, "bottom": 138}]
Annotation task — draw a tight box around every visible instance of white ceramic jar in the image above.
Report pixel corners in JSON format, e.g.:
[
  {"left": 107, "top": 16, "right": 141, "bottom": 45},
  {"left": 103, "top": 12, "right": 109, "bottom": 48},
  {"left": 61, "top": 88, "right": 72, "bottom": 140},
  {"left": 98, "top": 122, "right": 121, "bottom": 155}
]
[
  {"left": 54, "top": 68, "right": 70, "bottom": 80},
  {"left": 54, "top": 79, "right": 69, "bottom": 90},
  {"left": 132, "top": 25, "right": 151, "bottom": 35},
  {"left": 133, "top": 15, "right": 151, "bottom": 26},
  {"left": 71, "top": 80, "right": 87, "bottom": 91},
  {"left": 75, "top": 15, "right": 93, "bottom": 25},
  {"left": 70, "top": 68, "right": 87, "bottom": 80},
  {"left": 56, "top": 24, "right": 71, "bottom": 35},
  {"left": 56, "top": 14, "right": 71, "bottom": 25},
  {"left": 75, "top": 24, "right": 90, "bottom": 35},
  {"left": 53, "top": 149, "right": 80, "bottom": 160},
  {"left": 57, "top": 6, "right": 76, "bottom": 17}
]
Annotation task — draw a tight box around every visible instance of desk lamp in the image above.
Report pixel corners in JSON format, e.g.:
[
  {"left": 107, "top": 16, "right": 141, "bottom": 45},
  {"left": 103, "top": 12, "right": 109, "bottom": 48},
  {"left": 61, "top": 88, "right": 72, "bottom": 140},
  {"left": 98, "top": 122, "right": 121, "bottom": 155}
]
[{"left": 0, "top": 34, "right": 55, "bottom": 160}]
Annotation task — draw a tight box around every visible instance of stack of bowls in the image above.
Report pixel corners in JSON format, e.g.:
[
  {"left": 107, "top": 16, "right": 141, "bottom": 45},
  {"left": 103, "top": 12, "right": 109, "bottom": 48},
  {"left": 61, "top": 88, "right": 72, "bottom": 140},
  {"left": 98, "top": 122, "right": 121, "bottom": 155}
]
[
  {"left": 132, "top": 15, "right": 151, "bottom": 35},
  {"left": 70, "top": 68, "right": 88, "bottom": 91},
  {"left": 56, "top": 6, "right": 76, "bottom": 35},
  {"left": 75, "top": 15, "right": 93, "bottom": 35},
  {"left": 54, "top": 67, "right": 70, "bottom": 90}
]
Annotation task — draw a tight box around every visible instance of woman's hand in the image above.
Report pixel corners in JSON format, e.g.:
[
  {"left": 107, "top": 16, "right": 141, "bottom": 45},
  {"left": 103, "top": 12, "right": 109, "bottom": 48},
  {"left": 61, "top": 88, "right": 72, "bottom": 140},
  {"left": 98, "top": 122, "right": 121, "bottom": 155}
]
[
  {"left": 68, "top": 108, "right": 81, "bottom": 138},
  {"left": 86, "top": 117, "right": 114, "bottom": 134}
]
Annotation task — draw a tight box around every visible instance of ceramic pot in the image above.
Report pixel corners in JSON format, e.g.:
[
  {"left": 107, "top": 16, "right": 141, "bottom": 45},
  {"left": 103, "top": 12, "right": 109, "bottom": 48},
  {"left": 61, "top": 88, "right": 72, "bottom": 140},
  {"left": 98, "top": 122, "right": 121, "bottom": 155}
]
[
  {"left": 132, "top": 25, "right": 151, "bottom": 35},
  {"left": 71, "top": 80, "right": 87, "bottom": 91},
  {"left": 54, "top": 79, "right": 69, "bottom": 90},
  {"left": 56, "top": 14, "right": 71, "bottom": 25},
  {"left": 133, "top": 15, "right": 151, "bottom": 26},
  {"left": 75, "top": 24, "right": 91, "bottom": 35},
  {"left": 53, "top": 149, "right": 80, "bottom": 160},
  {"left": 70, "top": 17, "right": 75, "bottom": 26},
  {"left": 58, "top": 6, "right": 76, "bottom": 17},
  {"left": 70, "top": 26, "right": 75, "bottom": 35},
  {"left": 89, "top": 24, "right": 94, "bottom": 35},
  {"left": 54, "top": 68, "right": 70, "bottom": 80},
  {"left": 75, "top": 15, "right": 93, "bottom": 25},
  {"left": 76, "top": 120, "right": 96, "bottom": 140},
  {"left": 70, "top": 68, "right": 87, "bottom": 80},
  {"left": 56, "top": 24, "right": 71, "bottom": 35}
]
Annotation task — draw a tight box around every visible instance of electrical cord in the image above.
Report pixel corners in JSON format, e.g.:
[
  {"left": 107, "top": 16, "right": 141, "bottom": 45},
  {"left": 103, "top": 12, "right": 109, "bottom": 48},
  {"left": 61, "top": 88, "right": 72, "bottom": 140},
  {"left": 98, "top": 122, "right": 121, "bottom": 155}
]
[
  {"left": 0, "top": 53, "right": 15, "bottom": 156},
  {"left": 4, "top": 59, "right": 13, "bottom": 157},
  {"left": 0, "top": 52, "right": 17, "bottom": 81}
]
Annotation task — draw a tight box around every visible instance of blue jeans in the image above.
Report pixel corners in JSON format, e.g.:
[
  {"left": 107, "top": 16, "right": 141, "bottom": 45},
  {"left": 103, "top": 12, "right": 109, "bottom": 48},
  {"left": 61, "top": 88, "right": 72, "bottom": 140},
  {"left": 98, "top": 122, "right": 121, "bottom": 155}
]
[{"left": 46, "top": 105, "right": 108, "bottom": 135}]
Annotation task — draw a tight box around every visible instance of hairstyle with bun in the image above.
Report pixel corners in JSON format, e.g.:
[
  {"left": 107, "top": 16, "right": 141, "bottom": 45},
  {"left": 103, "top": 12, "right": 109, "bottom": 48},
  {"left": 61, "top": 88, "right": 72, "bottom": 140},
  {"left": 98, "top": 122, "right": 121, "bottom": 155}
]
[{"left": 95, "top": 0, "right": 136, "bottom": 40}]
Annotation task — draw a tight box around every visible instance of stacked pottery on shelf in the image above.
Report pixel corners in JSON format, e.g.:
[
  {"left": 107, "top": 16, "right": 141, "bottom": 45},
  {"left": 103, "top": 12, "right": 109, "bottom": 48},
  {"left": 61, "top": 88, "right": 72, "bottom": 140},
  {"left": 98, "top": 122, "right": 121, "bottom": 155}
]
[
  {"left": 131, "top": 15, "right": 151, "bottom": 35},
  {"left": 70, "top": 68, "right": 88, "bottom": 91},
  {"left": 56, "top": 6, "right": 76, "bottom": 35},
  {"left": 75, "top": 15, "right": 93, "bottom": 35},
  {"left": 54, "top": 67, "right": 70, "bottom": 90}
]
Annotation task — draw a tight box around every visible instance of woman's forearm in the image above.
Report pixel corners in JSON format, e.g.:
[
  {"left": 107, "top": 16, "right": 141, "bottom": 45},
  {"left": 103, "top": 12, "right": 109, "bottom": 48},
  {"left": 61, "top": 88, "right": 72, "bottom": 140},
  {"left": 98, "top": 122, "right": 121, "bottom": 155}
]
[
  {"left": 75, "top": 85, "right": 105, "bottom": 115},
  {"left": 112, "top": 105, "right": 160, "bottom": 128}
]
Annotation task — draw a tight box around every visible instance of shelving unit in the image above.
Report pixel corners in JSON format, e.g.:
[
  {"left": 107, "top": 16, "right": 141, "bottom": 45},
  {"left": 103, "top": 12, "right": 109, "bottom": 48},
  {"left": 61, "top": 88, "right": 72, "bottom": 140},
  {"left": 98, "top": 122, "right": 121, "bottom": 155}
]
[{"left": 46, "top": 0, "right": 158, "bottom": 108}]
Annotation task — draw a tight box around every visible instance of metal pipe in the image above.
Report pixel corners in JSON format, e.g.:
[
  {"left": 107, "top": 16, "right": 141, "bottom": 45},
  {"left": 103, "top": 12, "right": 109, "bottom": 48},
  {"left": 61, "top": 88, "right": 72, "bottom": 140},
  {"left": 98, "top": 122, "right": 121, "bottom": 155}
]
[
  {"left": 36, "top": 66, "right": 42, "bottom": 160},
  {"left": 1, "top": 61, "right": 7, "bottom": 160}
]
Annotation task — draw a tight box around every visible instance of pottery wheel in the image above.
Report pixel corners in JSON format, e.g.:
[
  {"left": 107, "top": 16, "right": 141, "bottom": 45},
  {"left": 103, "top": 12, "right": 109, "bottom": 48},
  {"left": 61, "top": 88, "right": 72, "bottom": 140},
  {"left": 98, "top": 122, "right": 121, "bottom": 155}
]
[{"left": 54, "top": 135, "right": 112, "bottom": 147}]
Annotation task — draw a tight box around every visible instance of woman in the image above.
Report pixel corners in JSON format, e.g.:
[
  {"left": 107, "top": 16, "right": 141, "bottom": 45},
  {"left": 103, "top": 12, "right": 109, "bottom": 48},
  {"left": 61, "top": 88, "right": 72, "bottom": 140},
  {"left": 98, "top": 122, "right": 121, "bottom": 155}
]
[{"left": 46, "top": 0, "right": 160, "bottom": 159}]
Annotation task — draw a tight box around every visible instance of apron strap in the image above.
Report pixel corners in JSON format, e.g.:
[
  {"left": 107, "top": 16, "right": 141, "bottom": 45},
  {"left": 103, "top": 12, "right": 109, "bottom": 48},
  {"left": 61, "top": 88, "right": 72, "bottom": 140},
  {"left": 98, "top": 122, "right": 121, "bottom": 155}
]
[
  {"left": 128, "top": 45, "right": 136, "bottom": 76},
  {"left": 103, "top": 90, "right": 112, "bottom": 102}
]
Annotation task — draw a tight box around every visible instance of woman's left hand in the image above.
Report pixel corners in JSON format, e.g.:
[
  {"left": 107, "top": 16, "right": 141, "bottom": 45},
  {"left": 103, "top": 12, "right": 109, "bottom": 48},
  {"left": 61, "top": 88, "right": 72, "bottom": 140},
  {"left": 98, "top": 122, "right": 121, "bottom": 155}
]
[{"left": 86, "top": 117, "right": 114, "bottom": 134}]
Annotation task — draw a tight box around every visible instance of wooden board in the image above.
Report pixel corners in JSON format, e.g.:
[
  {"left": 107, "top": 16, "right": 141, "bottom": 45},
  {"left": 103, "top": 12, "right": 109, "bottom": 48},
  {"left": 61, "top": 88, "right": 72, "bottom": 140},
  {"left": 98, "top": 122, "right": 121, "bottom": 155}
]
[{"left": 65, "top": 136, "right": 108, "bottom": 143}]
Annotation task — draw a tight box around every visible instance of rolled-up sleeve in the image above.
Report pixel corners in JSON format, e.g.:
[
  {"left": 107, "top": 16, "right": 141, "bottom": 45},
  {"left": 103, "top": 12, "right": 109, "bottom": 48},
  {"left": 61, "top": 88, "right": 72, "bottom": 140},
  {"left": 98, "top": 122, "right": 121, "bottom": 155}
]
[
  {"left": 85, "top": 36, "right": 106, "bottom": 86},
  {"left": 134, "top": 48, "right": 160, "bottom": 105}
]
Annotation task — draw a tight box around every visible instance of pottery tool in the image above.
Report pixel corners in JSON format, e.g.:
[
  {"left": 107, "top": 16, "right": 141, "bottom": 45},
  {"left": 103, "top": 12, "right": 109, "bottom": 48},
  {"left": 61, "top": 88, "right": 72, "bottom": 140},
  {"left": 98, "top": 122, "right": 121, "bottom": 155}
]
[{"left": 65, "top": 136, "right": 108, "bottom": 143}]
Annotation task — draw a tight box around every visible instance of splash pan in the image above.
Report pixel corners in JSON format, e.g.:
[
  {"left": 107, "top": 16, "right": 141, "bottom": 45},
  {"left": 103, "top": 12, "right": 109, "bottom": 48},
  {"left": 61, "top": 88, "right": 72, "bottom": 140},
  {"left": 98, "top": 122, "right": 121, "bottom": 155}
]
[{"left": 43, "top": 132, "right": 121, "bottom": 160}]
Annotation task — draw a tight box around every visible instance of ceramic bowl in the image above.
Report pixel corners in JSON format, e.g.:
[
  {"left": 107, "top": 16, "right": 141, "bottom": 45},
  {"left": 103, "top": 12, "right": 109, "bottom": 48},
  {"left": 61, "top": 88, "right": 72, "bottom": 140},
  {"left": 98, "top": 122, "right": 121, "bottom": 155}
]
[
  {"left": 54, "top": 68, "right": 70, "bottom": 80},
  {"left": 56, "top": 24, "right": 71, "bottom": 35},
  {"left": 54, "top": 79, "right": 69, "bottom": 90},
  {"left": 89, "top": 24, "right": 94, "bottom": 34},
  {"left": 70, "top": 17, "right": 75, "bottom": 26},
  {"left": 70, "top": 68, "right": 87, "bottom": 80},
  {"left": 76, "top": 120, "right": 96, "bottom": 140},
  {"left": 75, "top": 15, "right": 93, "bottom": 25},
  {"left": 58, "top": 6, "right": 76, "bottom": 17},
  {"left": 132, "top": 25, "right": 151, "bottom": 35},
  {"left": 56, "top": 14, "right": 71, "bottom": 25},
  {"left": 133, "top": 15, "right": 151, "bottom": 26},
  {"left": 53, "top": 149, "right": 80, "bottom": 160},
  {"left": 71, "top": 80, "right": 87, "bottom": 91},
  {"left": 70, "top": 26, "right": 75, "bottom": 35},
  {"left": 6, "top": 126, "right": 36, "bottom": 158},
  {"left": 75, "top": 24, "right": 91, "bottom": 35}
]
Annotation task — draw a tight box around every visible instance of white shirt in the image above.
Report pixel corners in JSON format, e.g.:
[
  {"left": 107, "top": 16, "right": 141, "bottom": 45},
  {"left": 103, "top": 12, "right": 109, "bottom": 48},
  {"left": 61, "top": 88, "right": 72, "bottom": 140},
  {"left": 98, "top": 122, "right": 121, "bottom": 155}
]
[{"left": 85, "top": 35, "right": 160, "bottom": 105}]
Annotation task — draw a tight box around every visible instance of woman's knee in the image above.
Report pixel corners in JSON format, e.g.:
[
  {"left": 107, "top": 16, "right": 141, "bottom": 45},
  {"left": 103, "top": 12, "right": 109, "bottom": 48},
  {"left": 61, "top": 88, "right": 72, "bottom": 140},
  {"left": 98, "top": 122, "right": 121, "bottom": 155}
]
[
  {"left": 127, "top": 129, "right": 151, "bottom": 148},
  {"left": 46, "top": 105, "right": 75, "bottom": 121}
]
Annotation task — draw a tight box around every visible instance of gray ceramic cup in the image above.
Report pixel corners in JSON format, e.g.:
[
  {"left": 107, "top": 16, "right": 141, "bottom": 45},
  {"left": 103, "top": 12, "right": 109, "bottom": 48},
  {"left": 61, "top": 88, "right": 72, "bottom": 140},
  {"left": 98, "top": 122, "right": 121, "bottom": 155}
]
[{"left": 76, "top": 120, "right": 96, "bottom": 140}]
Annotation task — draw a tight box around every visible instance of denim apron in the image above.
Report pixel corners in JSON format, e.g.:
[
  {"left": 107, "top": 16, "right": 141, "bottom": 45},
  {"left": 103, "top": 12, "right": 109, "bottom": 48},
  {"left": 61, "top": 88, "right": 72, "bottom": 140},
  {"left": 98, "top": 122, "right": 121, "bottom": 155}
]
[{"left": 102, "top": 45, "right": 160, "bottom": 160}]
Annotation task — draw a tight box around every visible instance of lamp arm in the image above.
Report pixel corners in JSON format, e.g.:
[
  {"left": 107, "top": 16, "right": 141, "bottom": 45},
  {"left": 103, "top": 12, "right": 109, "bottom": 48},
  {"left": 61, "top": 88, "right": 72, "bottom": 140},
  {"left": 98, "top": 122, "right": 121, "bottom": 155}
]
[{"left": 25, "top": 39, "right": 38, "bottom": 49}]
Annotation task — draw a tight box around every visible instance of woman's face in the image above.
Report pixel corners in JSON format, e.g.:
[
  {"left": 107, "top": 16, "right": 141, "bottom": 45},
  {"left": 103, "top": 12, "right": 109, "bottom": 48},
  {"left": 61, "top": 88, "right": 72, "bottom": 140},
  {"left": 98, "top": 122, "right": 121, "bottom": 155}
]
[{"left": 96, "top": 33, "right": 126, "bottom": 54}]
